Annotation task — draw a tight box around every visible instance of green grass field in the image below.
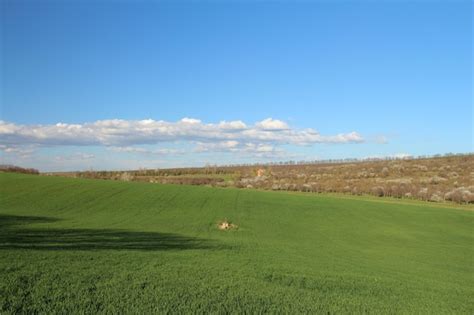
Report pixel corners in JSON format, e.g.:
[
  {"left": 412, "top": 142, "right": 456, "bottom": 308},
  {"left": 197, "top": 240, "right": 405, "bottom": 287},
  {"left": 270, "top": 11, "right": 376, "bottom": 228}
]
[{"left": 0, "top": 173, "right": 472, "bottom": 314}]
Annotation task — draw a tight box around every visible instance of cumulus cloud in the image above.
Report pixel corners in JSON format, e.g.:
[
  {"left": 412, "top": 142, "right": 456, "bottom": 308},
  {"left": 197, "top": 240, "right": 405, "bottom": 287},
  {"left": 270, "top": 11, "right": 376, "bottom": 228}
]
[
  {"left": 180, "top": 117, "right": 202, "bottom": 124},
  {"left": 194, "top": 141, "right": 240, "bottom": 153},
  {"left": 218, "top": 120, "right": 247, "bottom": 130},
  {"left": 0, "top": 118, "right": 364, "bottom": 152},
  {"left": 255, "top": 118, "right": 289, "bottom": 130},
  {"left": 194, "top": 141, "right": 296, "bottom": 159}
]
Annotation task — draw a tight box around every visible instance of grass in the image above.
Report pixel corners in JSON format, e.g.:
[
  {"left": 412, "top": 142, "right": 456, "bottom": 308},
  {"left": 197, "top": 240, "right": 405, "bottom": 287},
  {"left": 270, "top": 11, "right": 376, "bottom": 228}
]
[{"left": 0, "top": 173, "right": 473, "bottom": 314}]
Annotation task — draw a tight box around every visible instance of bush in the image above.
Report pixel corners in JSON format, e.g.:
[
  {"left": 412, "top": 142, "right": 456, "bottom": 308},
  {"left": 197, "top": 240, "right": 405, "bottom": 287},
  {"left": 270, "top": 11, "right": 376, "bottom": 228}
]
[
  {"left": 429, "top": 194, "right": 443, "bottom": 202},
  {"left": 444, "top": 187, "right": 474, "bottom": 204},
  {"left": 371, "top": 186, "right": 385, "bottom": 197},
  {"left": 429, "top": 176, "right": 447, "bottom": 185},
  {"left": 418, "top": 188, "right": 429, "bottom": 200}
]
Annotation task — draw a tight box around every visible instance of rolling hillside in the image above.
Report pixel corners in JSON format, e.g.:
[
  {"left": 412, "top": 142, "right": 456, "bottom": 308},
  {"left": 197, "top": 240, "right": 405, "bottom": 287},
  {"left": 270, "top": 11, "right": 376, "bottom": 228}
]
[
  {"left": 56, "top": 154, "right": 474, "bottom": 204},
  {"left": 0, "top": 173, "right": 472, "bottom": 313}
]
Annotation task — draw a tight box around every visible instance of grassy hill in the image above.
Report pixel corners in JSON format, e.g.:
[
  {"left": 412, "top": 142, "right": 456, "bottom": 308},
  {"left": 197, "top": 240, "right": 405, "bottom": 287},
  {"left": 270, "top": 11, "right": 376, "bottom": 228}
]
[
  {"left": 57, "top": 154, "right": 474, "bottom": 204},
  {"left": 0, "top": 173, "right": 472, "bottom": 313}
]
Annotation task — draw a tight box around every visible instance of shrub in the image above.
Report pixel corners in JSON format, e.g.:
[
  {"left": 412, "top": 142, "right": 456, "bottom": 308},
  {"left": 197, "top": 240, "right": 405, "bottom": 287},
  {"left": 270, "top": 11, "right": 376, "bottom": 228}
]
[
  {"left": 301, "top": 184, "right": 312, "bottom": 192},
  {"left": 429, "top": 176, "right": 447, "bottom": 185},
  {"left": 271, "top": 184, "right": 281, "bottom": 191},
  {"left": 371, "top": 186, "right": 385, "bottom": 197},
  {"left": 444, "top": 187, "right": 474, "bottom": 204},
  {"left": 429, "top": 194, "right": 443, "bottom": 202},
  {"left": 418, "top": 188, "right": 429, "bottom": 200},
  {"left": 416, "top": 165, "right": 428, "bottom": 171},
  {"left": 448, "top": 172, "right": 459, "bottom": 178}
]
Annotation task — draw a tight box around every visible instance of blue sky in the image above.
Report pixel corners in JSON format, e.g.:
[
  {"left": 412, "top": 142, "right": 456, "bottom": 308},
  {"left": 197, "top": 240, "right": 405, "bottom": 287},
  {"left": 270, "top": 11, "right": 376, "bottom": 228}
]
[{"left": 1, "top": 0, "right": 472, "bottom": 171}]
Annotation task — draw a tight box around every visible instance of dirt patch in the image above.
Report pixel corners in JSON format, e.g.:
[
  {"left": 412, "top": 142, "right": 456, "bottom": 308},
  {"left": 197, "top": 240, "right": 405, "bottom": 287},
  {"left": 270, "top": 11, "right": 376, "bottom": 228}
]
[{"left": 217, "top": 220, "right": 238, "bottom": 230}]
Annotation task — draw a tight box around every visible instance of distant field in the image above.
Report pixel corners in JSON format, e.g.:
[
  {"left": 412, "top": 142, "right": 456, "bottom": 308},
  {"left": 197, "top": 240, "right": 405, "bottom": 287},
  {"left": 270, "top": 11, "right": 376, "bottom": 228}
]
[{"left": 0, "top": 173, "right": 473, "bottom": 313}]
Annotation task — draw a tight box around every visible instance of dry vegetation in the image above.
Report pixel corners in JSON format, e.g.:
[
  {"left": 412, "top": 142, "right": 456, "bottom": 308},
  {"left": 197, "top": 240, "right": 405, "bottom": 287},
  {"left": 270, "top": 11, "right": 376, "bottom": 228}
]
[{"left": 50, "top": 154, "right": 473, "bottom": 204}]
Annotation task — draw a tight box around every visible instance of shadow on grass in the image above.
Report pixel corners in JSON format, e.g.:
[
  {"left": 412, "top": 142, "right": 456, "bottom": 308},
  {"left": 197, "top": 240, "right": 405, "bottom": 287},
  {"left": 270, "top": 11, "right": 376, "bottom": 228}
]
[{"left": 0, "top": 214, "right": 221, "bottom": 251}]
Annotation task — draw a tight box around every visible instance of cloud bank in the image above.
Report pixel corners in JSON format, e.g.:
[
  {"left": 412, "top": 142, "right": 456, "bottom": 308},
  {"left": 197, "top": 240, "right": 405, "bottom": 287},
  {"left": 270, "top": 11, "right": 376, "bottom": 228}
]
[{"left": 0, "top": 118, "right": 363, "bottom": 149}]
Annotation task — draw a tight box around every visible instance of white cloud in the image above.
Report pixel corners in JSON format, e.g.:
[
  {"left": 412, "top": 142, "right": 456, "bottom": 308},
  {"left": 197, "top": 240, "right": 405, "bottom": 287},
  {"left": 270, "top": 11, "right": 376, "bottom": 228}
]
[
  {"left": 194, "top": 141, "right": 240, "bottom": 153},
  {"left": 194, "top": 141, "right": 294, "bottom": 159},
  {"left": 0, "top": 144, "right": 36, "bottom": 158},
  {"left": 243, "top": 143, "right": 275, "bottom": 153},
  {"left": 218, "top": 120, "right": 247, "bottom": 130},
  {"left": 0, "top": 118, "right": 364, "bottom": 157},
  {"left": 180, "top": 117, "right": 202, "bottom": 124},
  {"left": 255, "top": 118, "right": 289, "bottom": 130},
  {"left": 109, "top": 146, "right": 184, "bottom": 155}
]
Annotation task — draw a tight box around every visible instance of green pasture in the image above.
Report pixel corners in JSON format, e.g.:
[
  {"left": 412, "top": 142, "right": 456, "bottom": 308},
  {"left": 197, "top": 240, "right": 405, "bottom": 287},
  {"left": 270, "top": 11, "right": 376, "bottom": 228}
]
[{"left": 0, "top": 173, "right": 472, "bottom": 313}]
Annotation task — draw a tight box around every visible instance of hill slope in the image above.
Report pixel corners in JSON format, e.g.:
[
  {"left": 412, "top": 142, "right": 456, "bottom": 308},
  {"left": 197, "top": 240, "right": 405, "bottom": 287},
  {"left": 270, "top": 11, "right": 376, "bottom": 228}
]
[{"left": 0, "top": 173, "right": 472, "bottom": 313}]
